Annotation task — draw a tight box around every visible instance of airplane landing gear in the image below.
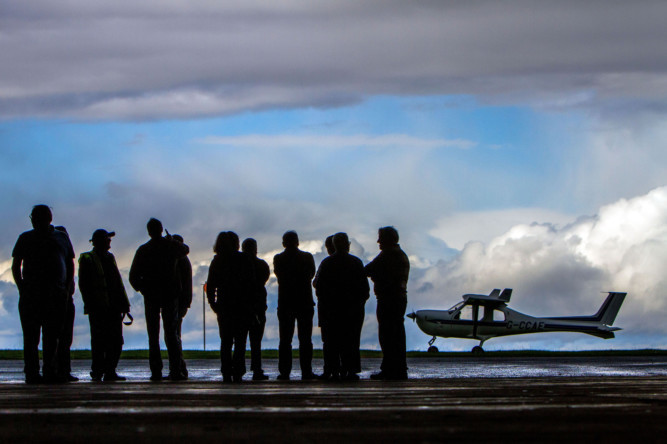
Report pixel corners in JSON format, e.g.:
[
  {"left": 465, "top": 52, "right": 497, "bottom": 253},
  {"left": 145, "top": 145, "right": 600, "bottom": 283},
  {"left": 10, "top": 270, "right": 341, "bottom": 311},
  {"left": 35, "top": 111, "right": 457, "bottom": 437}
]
[
  {"left": 472, "top": 339, "right": 487, "bottom": 354},
  {"left": 427, "top": 336, "right": 439, "bottom": 353}
]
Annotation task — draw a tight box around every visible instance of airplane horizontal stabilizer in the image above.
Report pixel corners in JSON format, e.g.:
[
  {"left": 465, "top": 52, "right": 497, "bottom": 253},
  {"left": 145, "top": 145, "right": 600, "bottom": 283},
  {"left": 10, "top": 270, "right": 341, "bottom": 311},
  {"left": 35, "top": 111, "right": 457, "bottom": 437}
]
[{"left": 583, "top": 330, "right": 616, "bottom": 339}]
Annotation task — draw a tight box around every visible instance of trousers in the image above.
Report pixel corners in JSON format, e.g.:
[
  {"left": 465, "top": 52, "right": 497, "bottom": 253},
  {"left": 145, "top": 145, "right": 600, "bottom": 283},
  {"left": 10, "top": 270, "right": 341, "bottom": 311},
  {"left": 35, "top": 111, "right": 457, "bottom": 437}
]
[
  {"left": 278, "top": 307, "right": 313, "bottom": 376},
  {"left": 18, "top": 287, "right": 67, "bottom": 379},
  {"left": 144, "top": 295, "right": 185, "bottom": 377},
  {"left": 377, "top": 297, "right": 407, "bottom": 376}
]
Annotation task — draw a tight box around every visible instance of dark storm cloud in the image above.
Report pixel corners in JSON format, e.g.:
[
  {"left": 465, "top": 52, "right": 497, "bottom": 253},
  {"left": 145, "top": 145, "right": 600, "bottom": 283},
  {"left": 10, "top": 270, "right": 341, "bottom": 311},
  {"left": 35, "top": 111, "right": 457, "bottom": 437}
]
[{"left": 2, "top": 0, "right": 667, "bottom": 120}]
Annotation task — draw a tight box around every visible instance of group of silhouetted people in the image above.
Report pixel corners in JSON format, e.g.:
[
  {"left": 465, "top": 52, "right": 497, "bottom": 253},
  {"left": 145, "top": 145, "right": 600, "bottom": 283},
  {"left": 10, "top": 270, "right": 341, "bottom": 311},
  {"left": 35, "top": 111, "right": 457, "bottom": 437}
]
[{"left": 11, "top": 204, "right": 410, "bottom": 384}]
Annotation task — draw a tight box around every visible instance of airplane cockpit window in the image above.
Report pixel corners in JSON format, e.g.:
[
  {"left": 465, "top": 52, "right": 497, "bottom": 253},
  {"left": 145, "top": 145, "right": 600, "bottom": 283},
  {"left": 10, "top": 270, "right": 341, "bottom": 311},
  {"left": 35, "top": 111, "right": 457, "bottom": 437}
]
[
  {"left": 482, "top": 306, "right": 507, "bottom": 322},
  {"left": 459, "top": 305, "right": 475, "bottom": 321},
  {"left": 448, "top": 301, "right": 465, "bottom": 314},
  {"left": 492, "top": 309, "right": 506, "bottom": 322}
]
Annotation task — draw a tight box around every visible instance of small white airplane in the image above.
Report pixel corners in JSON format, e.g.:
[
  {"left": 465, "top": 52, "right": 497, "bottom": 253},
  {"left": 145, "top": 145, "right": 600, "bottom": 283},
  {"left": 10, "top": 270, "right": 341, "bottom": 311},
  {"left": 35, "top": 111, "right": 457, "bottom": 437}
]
[{"left": 407, "top": 289, "right": 626, "bottom": 353}]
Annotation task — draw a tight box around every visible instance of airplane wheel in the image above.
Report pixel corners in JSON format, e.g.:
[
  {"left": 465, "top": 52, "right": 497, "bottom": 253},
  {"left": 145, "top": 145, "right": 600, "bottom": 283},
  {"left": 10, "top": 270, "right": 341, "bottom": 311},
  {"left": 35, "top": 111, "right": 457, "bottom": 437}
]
[
  {"left": 427, "top": 346, "right": 439, "bottom": 353},
  {"left": 472, "top": 346, "right": 484, "bottom": 355}
]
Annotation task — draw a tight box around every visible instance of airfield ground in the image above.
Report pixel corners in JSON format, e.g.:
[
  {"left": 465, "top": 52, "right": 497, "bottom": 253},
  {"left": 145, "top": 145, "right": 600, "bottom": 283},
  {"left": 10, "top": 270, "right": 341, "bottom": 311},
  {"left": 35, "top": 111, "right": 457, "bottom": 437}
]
[{"left": 0, "top": 374, "right": 665, "bottom": 443}]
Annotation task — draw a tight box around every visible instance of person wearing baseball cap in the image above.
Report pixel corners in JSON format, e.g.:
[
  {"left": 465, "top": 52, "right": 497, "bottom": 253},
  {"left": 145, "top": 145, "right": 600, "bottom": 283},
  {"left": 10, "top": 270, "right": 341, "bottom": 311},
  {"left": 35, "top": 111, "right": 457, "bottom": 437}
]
[{"left": 79, "top": 228, "right": 131, "bottom": 382}]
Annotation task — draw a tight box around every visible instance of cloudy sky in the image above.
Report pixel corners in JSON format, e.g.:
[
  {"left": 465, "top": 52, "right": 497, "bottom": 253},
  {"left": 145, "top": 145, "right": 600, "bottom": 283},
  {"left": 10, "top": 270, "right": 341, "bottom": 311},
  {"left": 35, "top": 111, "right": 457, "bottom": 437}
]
[{"left": 1, "top": 0, "right": 666, "bottom": 352}]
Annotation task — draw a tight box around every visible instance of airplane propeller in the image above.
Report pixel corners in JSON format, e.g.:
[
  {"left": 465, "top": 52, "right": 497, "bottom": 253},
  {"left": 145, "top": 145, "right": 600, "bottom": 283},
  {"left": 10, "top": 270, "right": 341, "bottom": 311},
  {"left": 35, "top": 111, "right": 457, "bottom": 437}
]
[{"left": 406, "top": 311, "right": 416, "bottom": 321}]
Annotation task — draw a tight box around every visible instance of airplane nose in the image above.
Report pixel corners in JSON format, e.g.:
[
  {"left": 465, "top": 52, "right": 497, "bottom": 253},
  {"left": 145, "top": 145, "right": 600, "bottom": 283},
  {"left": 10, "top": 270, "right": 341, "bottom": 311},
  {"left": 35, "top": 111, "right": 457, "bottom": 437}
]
[{"left": 406, "top": 312, "right": 416, "bottom": 320}]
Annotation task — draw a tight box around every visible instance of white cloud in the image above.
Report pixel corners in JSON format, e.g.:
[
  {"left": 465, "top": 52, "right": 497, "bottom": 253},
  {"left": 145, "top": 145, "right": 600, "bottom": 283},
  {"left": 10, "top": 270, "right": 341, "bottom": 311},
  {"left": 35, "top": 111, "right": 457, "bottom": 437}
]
[
  {"left": 409, "top": 186, "right": 667, "bottom": 351},
  {"left": 0, "top": 259, "right": 13, "bottom": 282},
  {"left": 1, "top": 187, "right": 666, "bottom": 351},
  {"left": 430, "top": 208, "right": 575, "bottom": 250}
]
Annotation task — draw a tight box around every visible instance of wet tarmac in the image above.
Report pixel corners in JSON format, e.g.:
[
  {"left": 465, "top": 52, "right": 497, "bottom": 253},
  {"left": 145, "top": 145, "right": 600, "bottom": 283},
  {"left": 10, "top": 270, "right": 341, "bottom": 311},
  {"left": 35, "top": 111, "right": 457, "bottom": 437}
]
[
  {"left": 1, "top": 358, "right": 666, "bottom": 442},
  {"left": 2, "top": 356, "right": 667, "bottom": 382}
]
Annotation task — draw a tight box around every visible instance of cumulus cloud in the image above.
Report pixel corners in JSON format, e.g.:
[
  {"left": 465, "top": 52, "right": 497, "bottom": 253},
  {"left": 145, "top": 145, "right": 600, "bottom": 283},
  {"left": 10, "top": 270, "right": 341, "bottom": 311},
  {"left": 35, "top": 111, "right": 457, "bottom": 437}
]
[
  {"left": 0, "top": 281, "right": 18, "bottom": 316},
  {"left": 1, "top": 187, "right": 666, "bottom": 351},
  {"left": 408, "top": 187, "right": 667, "bottom": 349},
  {"left": 429, "top": 208, "right": 575, "bottom": 250},
  {"left": 2, "top": 0, "right": 667, "bottom": 120}
]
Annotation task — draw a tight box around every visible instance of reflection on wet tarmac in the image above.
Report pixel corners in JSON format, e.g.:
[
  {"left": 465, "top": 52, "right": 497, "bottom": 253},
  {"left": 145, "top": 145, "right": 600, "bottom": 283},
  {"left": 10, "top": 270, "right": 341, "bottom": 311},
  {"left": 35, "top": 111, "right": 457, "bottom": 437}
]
[
  {"left": 1, "top": 374, "right": 665, "bottom": 442},
  {"left": 2, "top": 356, "right": 667, "bottom": 383}
]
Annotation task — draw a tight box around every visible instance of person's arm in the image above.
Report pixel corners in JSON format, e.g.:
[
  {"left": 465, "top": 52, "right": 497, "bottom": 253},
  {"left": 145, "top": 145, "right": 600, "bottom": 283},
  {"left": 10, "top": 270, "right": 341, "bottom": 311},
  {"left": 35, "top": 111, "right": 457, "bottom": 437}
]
[
  {"left": 66, "top": 258, "right": 75, "bottom": 294},
  {"left": 273, "top": 255, "right": 281, "bottom": 282},
  {"left": 313, "top": 258, "right": 327, "bottom": 293},
  {"left": 110, "top": 254, "right": 131, "bottom": 313},
  {"left": 205, "top": 258, "right": 218, "bottom": 313},
  {"left": 259, "top": 260, "right": 270, "bottom": 286},
  {"left": 77, "top": 255, "right": 91, "bottom": 296},
  {"left": 128, "top": 248, "right": 144, "bottom": 292},
  {"left": 306, "top": 253, "right": 316, "bottom": 281},
  {"left": 312, "top": 265, "right": 321, "bottom": 290},
  {"left": 65, "top": 237, "right": 75, "bottom": 293},
  {"left": 365, "top": 252, "right": 383, "bottom": 278},
  {"left": 78, "top": 254, "right": 96, "bottom": 310},
  {"left": 11, "top": 257, "right": 23, "bottom": 293},
  {"left": 364, "top": 259, "right": 374, "bottom": 278}
]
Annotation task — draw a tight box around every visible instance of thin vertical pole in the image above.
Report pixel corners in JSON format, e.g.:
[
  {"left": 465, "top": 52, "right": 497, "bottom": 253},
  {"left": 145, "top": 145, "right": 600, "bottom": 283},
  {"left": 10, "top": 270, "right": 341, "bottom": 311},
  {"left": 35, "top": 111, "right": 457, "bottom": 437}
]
[{"left": 202, "top": 283, "right": 206, "bottom": 351}]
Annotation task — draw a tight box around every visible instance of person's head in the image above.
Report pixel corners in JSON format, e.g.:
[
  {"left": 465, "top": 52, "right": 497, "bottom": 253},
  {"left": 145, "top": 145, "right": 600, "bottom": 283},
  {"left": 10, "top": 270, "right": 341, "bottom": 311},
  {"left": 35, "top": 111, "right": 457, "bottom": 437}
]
[
  {"left": 282, "top": 230, "right": 299, "bottom": 249},
  {"left": 226, "top": 231, "right": 240, "bottom": 252},
  {"left": 378, "top": 226, "right": 399, "bottom": 249},
  {"left": 146, "top": 218, "right": 163, "bottom": 239},
  {"left": 242, "top": 238, "right": 258, "bottom": 256},
  {"left": 91, "top": 229, "right": 115, "bottom": 251},
  {"left": 214, "top": 231, "right": 239, "bottom": 254},
  {"left": 172, "top": 234, "right": 184, "bottom": 243},
  {"left": 324, "top": 235, "right": 335, "bottom": 255},
  {"left": 30, "top": 205, "right": 52, "bottom": 230},
  {"left": 213, "top": 231, "right": 227, "bottom": 254},
  {"left": 54, "top": 226, "right": 69, "bottom": 236},
  {"left": 332, "top": 232, "right": 350, "bottom": 254}
]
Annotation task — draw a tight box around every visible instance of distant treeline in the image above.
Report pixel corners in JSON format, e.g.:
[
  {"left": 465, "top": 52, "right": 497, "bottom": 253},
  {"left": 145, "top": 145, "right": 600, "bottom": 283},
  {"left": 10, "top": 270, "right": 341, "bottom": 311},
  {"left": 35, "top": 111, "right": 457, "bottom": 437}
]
[{"left": 0, "top": 349, "right": 666, "bottom": 360}]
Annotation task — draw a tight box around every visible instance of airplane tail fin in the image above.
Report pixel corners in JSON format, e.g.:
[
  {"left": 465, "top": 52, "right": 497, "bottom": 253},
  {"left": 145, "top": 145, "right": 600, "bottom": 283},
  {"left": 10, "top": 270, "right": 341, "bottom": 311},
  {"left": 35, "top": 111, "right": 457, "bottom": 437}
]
[
  {"left": 499, "top": 288, "right": 512, "bottom": 302},
  {"left": 595, "top": 292, "right": 627, "bottom": 325},
  {"left": 488, "top": 288, "right": 512, "bottom": 302}
]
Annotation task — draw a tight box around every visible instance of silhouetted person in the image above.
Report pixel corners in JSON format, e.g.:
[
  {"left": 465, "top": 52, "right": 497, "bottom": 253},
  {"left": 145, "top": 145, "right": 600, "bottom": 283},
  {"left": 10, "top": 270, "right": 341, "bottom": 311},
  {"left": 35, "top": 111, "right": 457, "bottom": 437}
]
[
  {"left": 324, "top": 235, "right": 335, "bottom": 256},
  {"left": 54, "top": 226, "right": 78, "bottom": 382},
  {"left": 313, "top": 235, "right": 336, "bottom": 380},
  {"left": 79, "top": 229, "right": 131, "bottom": 381},
  {"left": 11, "top": 205, "right": 75, "bottom": 383},
  {"left": 173, "top": 234, "right": 192, "bottom": 379},
  {"left": 365, "top": 227, "right": 410, "bottom": 380},
  {"left": 129, "top": 218, "right": 189, "bottom": 381},
  {"left": 242, "top": 238, "right": 270, "bottom": 381},
  {"left": 314, "top": 233, "right": 369, "bottom": 380},
  {"left": 273, "top": 231, "right": 317, "bottom": 380},
  {"left": 206, "top": 232, "right": 256, "bottom": 382}
]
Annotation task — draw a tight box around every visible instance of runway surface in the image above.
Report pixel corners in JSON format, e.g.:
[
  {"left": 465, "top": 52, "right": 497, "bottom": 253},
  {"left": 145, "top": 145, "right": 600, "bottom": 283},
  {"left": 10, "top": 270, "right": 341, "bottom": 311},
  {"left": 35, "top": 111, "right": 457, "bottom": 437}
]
[
  {"left": 3, "top": 355, "right": 667, "bottom": 382},
  {"left": 1, "top": 358, "right": 666, "bottom": 442}
]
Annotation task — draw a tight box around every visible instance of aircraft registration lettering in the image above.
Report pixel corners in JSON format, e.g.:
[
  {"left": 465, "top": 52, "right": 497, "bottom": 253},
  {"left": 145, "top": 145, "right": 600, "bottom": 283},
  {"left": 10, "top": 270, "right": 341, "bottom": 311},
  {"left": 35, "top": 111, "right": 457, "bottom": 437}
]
[{"left": 506, "top": 321, "right": 545, "bottom": 330}]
